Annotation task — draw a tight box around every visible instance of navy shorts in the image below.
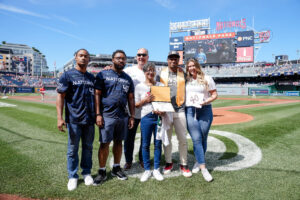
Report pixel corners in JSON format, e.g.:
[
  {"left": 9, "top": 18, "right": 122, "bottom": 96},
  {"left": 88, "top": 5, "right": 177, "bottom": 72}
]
[{"left": 99, "top": 117, "right": 129, "bottom": 143}]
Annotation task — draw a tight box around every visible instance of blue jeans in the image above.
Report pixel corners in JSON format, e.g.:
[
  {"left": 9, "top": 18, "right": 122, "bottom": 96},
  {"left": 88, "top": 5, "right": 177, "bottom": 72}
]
[
  {"left": 140, "top": 113, "right": 162, "bottom": 170},
  {"left": 67, "top": 123, "right": 95, "bottom": 179},
  {"left": 124, "top": 118, "right": 142, "bottom": 163},
  {"left": 186, "top": 105, "right": 213, "bottom": 165}
]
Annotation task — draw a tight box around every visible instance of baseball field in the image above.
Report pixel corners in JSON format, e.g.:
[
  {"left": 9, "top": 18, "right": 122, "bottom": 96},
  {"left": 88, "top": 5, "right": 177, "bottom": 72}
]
[{"left": 0, "top": 94, "right": 299, "bottom": 200}]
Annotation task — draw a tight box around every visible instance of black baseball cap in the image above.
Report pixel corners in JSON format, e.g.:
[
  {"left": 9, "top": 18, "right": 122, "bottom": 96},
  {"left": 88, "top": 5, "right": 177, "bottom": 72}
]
[{"left": 168, "top": 51, "right": 180, "bottom": 58}]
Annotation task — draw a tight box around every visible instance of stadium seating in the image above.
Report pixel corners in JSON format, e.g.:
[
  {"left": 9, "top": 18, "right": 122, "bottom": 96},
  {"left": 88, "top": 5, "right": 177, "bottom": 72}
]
[{"left": 0, "top": 74, "right": 58, "bottom": 87}]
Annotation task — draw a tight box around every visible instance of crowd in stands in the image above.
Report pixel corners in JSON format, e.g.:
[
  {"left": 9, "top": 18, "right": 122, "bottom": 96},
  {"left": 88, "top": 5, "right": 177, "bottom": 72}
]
[
  {"left": 0, "top": 73, "right": 58, "bottom": 87},
  {"left": 202, "top": 63, "right": 300, "bottom": 77},
  {"left": 259, "top": 63, "right": 300, "bottom": 75},
  {"left": 1, "top": 63, "right": 300, "bottom": 88}
]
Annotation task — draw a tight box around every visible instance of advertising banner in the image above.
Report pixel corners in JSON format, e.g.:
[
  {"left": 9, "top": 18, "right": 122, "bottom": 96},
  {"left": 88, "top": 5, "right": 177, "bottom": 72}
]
[
  {"left": 236, "top": 47, "right": 254, "bottom": 63},
  {"left": 216, "top": 87, "right": 248, "bottom": 96},
  {"left": 284, "top": 91, "right": 300, "bottom": 96},
  {"left": 216, "top": 18, "right": 246, "bottom": 31},
  {"left": 169, "top": 37, "right": 184, "bottom": 51},
  {"left": 184, "top": 32, "right": 235, "bottom": 41},
  {"left": 255, "top": 30, "right": 271, "bottom": 43},
  {"left": 249, "top": 88, "right": 270, "bottom": 96},
  {"left": 170, "top": 19, "right": 210, "bottom": 32},
  {"left": 236, "top": 31, "right": 254, "bottom": 47},
  {"left": 16, "top": 87, "right": 33, "bottom": 93},
  {"left": 178, "top": 51, "right": 184, "bottom": 65},
  {"left": 184, "top": 38, "right": 236, "bottom": 64},
  {"left": 0, "top": 54, "right": 7, "bottom": 70}
]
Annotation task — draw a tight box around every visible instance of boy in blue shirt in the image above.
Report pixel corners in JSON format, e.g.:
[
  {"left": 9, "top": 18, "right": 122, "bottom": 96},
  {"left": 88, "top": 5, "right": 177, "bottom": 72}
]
[
  {"left": 94, "top": 50, "right": 135, "bottom": 185},
  {"left": 56, "top": 49, "right": 95, "bottom": 191}
]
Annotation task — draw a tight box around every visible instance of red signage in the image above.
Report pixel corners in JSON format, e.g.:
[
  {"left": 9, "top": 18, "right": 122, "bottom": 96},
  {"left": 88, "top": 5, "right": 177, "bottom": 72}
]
[
  {"left": 259, "top": 30, "right": 271, "bottom": 43},
  {"left": 236, "top": 47, "right": 254, "bottom": 63},
  {"left": 216, "top": 18, "right": 246, "bottom": 31},
  {"left": 184, "top": 32, "right": 235, "bottom": 41}
]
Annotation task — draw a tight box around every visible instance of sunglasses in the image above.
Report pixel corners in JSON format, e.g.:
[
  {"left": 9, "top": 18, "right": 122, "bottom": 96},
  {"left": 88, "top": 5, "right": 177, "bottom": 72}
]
[{"left": 137, "top": 53, "right": 148, "bottom": 57}]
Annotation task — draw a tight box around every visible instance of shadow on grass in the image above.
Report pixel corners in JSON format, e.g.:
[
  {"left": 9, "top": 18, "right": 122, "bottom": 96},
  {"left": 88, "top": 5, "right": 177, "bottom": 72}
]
[
  {"left": 126, "top": 150, "right": 245, "bottom": 176},
  {"left": 0, "top": 126, "right": 66, "bottom": 146}
]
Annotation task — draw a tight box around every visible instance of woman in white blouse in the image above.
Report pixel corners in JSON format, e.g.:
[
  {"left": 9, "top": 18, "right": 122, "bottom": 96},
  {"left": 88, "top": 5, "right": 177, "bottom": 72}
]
[
  {"left": 135, "top": 62, "right": 165, "bottom": 182},
  {"left": 185, "top": 58, "right": 218, "bottom": 182}
]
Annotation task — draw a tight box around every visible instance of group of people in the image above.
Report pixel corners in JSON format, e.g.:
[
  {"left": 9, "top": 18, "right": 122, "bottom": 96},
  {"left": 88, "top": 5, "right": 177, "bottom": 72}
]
[{"left": 56, "top": 48, "right": 218, "bottom": 191}]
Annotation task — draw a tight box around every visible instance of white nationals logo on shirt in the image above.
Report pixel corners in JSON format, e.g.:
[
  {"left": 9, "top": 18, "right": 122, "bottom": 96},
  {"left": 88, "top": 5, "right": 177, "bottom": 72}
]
[
  {"left": 89, "top": 88, "right": 94, "bottom": 95},
  {"left": 186, "top": 92, "right": 204, "bottom": 108},
  {"left": 123, "top": 85, "right": 129, "bottom": 93}
]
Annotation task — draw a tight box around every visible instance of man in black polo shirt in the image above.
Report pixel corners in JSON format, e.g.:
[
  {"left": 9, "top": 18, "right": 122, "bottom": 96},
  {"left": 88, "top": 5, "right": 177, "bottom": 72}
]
[{"left": 56, "top": 49, "right": 95, "bottom": 191}]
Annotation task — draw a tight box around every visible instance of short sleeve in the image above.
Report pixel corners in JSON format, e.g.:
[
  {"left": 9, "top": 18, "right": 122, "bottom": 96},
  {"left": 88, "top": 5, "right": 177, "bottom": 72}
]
[
  {"left": 128, "top": 76, "right": 134, "bottom": 93},
  {"left": 206, "top": 76, "right": 216, "bottom": 91},
  {"left": 56, "top": 72, "right": 69, "bottom": 93},
  {"left": 94, "top": 72, "right": 105, "bottom": 90},
  {"left": 134, "top": 84, "right": 142, "bottom": 103}
]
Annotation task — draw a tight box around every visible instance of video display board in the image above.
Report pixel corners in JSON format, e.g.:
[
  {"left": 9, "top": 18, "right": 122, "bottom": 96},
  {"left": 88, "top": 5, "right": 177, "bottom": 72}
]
[
  {"left": 0, "top": 54, "right": 7, "bottom": 70},
  {"left": 12, "top": 56, "right": 28, "bottom": 73},
  {"left": 184, "top": 33, "right": 236, "bottom": 64},
  {"left": 184, "top": 38, "right": 236, "bottom": 64}
]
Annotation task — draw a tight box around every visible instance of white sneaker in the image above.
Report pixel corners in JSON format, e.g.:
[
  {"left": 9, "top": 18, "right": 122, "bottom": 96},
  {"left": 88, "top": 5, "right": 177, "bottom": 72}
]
[
  {"left": 140, "top": 170, "right": 152, "bottom": 182},
  {"left": 153, "top": 169, "right": 164, "bottom": 181},
  {"left": 83, "top": 174, "right": 94, "bottom": 186},
  {"left": 67, "top": 178, "right": 78, "bottom": 191},
  {"left": 192, "top": 162, "right": 200, "bottom": 173},
  {"left": 201, "top": 168, "right": 213, "bottom": 182}
]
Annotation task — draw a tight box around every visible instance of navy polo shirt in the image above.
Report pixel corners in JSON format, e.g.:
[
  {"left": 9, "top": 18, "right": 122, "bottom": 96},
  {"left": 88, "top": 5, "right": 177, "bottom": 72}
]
[
  {"left": 57, "top": 68, "right": 95, "bottom": 125},
  {"left": 95, "top": 69, "right": 134, "bottom": 119}
]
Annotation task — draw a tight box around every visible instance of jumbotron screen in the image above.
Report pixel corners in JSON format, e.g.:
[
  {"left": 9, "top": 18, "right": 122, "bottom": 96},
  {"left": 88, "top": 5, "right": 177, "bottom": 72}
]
[
  {"left": 184, "top": 33, "right": 236, "bottom": 64},
  {"left": 184, "top": 38, "right": 236, "bottom": 64}
]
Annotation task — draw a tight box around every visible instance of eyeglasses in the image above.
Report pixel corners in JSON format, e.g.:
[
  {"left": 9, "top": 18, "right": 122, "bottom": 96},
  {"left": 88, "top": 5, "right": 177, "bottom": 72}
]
[
  {"left": 114, "top": 57, "right": 126, "bottom": 61},
  {"left": 137, "top": 53, "right": 148, "bottom": 57}
]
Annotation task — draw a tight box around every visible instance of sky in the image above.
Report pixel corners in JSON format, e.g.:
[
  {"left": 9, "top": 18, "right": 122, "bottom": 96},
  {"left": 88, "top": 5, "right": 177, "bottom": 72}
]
[{"left": 0, "top": 0, "right": 300, "bottom": 71}]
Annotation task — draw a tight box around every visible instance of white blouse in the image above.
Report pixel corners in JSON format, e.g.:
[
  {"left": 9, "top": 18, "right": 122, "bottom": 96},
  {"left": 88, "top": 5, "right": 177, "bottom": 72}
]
[
  {"left": 135, "top": 82, "right": 164, "bottom": 118},
  {"left": 185, "top": 75, "right": 216, "bottom": 107}
]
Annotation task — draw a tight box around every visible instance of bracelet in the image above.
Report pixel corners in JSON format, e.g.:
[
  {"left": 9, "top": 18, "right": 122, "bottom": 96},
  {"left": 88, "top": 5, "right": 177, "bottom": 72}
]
[{"left": 96, "top": 114, "right": 102, "bottom": 116}]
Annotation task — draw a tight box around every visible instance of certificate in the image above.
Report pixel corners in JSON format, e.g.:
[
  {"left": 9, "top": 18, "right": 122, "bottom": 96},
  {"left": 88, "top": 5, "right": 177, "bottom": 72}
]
[
  {"left": 186, "top": 92, "right": 204, "bottom": 108},
  {"left": 150, "top": 86, "right": 171, "bottom": 102},
  {"left": 152, "top": 102, "right": 175, "bottom": 112}
]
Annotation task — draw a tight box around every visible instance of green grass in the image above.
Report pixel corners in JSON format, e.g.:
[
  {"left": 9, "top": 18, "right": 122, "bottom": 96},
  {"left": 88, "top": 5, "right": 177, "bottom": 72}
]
[
  {"left": 0, "top": 96, "right": 300, "bottom": 200},
  {"left": 212, "top": 99, "right": 262, "bottom": 108}
]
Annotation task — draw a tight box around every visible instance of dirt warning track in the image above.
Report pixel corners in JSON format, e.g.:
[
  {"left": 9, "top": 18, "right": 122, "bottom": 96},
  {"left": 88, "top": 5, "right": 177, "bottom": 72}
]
[{"left": 212, "top": 97, "right": 300, "bottom": 125}]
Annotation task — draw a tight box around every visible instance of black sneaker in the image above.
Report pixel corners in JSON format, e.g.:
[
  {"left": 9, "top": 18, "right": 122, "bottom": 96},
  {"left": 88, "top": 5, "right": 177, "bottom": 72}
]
[
  {"left": 111, "top": 166, "right": 128, "bottom": 180},
  {"left": 93, "top": 169, "right": 107, "bottom": 185}
]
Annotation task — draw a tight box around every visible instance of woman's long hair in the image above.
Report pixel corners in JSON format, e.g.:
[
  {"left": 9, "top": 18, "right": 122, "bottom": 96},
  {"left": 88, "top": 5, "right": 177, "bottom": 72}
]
[{"left": 186, "top": 58, "right": 208, "bottom": 89}]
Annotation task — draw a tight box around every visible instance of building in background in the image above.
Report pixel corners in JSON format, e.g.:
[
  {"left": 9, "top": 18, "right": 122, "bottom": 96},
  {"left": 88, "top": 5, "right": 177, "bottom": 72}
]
[
  {"left": 0, "top": 43, "right": 48, "bottom": 76},
  {"left": 62, "top": 54, "right": 168, "bottom": 76}
]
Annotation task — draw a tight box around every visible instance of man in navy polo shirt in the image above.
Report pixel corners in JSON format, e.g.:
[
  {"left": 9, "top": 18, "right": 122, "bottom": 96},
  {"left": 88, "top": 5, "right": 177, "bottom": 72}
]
[
  {"left": 56, "top": 49, "right": 95, "bottom": 191},
  {"left": 94, "top": 49, "right": 135, "bottom": 185}
]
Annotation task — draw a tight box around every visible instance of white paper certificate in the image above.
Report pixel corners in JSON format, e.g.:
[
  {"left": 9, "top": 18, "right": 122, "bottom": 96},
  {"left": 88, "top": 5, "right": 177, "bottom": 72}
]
[
  {"left": 152, "top": 102, "right": 175, "bottom": 112},
  {"left": 186, "top": 92, "right": 204, "bottom": 108}
]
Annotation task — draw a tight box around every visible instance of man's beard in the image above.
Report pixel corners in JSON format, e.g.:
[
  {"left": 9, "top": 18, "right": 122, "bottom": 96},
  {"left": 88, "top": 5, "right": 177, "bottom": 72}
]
[{"left": 115, "top": 64, "right": 125, "bottom": 70}]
